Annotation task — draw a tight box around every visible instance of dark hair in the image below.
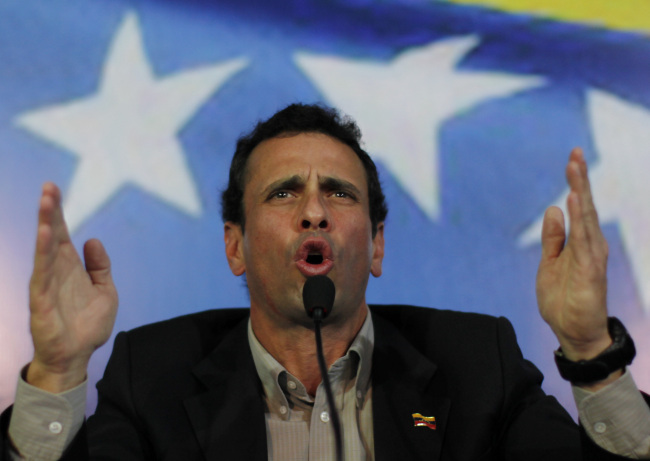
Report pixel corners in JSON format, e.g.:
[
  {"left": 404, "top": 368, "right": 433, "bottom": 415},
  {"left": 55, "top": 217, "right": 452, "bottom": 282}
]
[{"left": 221, "top": 103, "right": 388, "bottom": 236}]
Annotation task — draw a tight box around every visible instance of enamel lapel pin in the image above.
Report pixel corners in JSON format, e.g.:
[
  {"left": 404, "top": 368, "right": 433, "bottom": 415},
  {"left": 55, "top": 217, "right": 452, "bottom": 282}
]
[{"left": 412, "top": 413, "right": 436, "bottom": 430}]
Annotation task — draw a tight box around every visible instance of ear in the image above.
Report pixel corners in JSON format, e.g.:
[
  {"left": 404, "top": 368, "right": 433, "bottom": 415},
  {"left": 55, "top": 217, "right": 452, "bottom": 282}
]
[
  {"left": 224, "top": 222, "right": 246, "bottom": 276},
  {"left": 370, "top": 222, "right": 385, "bottom": 278}
]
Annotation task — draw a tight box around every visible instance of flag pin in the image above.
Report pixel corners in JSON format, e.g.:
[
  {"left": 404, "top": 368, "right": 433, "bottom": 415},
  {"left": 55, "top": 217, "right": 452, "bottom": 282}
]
[{"left": 412, "top": 413, "right": 436, "bottom": 430}]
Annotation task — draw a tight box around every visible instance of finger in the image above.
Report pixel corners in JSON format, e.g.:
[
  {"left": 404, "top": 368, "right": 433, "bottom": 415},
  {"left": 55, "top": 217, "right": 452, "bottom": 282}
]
[
  {"left": 41, "top": 182, "right": 72, "bottom": 244},
  {"left": 565, "top": 187, "right": 597, "bottom": 269},
  {"left": 32, "top": 220, "right": 56, "bottom": 297},
  {"left": 565, "top": 148, "right": 602, "bottom": 246},
  {"left": 32, "top": 183, "right": 75, "bottom": 296},
  {"left": 540, "top": 206, "right": 566, "bottom": 261},
  {"left": 33, "top": 187, "right": 60, "bottom": 293},
  {"left": 83, "top": 239, "right": 114, "bottom": 287},
  {"left": 35, "top": 183, "right": 71, "bottom": 257}
]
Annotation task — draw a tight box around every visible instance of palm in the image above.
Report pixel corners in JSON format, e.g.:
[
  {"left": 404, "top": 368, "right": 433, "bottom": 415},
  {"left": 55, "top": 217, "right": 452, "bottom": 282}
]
[
  {"left": 536, "top": 149, "right": 609, "bottom": 359},
  {"left": 28, "top": 183, "right": 118, "bottom": 387}
]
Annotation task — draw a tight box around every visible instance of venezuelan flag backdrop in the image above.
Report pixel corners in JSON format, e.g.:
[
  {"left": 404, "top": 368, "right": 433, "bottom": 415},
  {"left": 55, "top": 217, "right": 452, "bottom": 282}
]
[{"left": 1, "top": 0, "right": 649, "bottom": 418}]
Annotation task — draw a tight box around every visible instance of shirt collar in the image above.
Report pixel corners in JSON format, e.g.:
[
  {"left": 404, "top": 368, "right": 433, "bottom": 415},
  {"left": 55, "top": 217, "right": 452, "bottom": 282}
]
[{"left": 248, "top": 309, "right": 374, "bottom": 415}]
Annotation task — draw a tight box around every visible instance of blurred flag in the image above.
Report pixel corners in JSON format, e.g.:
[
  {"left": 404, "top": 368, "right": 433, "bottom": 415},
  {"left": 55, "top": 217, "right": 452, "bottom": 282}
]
[{"left": 1, "top": 0, "right": 648, "bottom": 417}]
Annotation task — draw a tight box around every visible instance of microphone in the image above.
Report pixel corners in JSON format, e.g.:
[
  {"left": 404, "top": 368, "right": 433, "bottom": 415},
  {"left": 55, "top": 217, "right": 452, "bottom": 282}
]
[
  {"left": 302, "top": 275, "right": 343, "bottom": 461},
  {"left": 302, "top": 275, "right": 335, "bottom": 320}
]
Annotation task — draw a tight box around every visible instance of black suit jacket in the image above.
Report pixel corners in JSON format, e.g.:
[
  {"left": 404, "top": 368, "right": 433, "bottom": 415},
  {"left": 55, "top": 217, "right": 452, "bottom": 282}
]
[{"left": 2, "top": 305, "right": 647, "bottom": 460}]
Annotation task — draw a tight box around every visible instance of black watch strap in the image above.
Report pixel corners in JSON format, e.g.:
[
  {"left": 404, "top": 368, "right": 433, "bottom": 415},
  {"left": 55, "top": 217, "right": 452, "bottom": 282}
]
[{"left": 554, "top": 317, "right": 636, "bottom": 385}]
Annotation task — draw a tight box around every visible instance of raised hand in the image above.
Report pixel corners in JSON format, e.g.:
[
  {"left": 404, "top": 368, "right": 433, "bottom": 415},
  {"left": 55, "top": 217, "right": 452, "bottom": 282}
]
[
  {"left": 26, "top": 182, "right": 118, "bottom": 393},
  {"left": 536, "top": 148, "right": 616, "bottom": 386}
]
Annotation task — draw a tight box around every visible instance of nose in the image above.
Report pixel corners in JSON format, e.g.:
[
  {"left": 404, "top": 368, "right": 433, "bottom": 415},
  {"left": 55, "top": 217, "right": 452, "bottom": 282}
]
[{"left": 300, "top": 192, "right": 330, "bottom": 231}]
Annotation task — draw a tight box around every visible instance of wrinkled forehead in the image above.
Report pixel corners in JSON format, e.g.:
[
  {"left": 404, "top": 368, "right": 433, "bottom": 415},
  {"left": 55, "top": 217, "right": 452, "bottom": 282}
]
[{"left": 242, "top": 132, "right": 368, "bottom": 193}]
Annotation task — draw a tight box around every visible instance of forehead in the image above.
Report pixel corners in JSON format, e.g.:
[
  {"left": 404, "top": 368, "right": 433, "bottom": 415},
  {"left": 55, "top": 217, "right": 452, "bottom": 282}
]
[{"left": 244, "top": 132, "right": 368, "bottom": 192}]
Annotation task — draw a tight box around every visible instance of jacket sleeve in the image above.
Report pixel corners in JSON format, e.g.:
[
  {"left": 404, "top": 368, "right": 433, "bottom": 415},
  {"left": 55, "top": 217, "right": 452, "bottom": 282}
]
[
  {"left": 84, "top": 331, "right": 154, "bottom": 460},
  {"left": 493, "top": 316, "right": 648, "bottom": 460}
]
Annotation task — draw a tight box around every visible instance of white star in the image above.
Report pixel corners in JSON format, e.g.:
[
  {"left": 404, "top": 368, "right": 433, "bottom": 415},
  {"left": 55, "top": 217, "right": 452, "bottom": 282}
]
[
  {"left": 294, "top": 36, "right": 543, "bottom": 220},
  {"left": 16, "top": 12, "right": 248, "bottom": 232},
  {"left": 519, "top": 89, "right": 650, "bottom": 312}
]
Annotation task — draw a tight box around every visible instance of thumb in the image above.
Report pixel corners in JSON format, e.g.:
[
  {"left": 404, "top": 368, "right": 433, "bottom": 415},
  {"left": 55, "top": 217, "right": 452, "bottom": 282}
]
[
  {"left": 540, "top": 206, "right": 567, "bottom": 261},
  {"left": 83, "top": 238, "right": 113, "bottom": 286}
]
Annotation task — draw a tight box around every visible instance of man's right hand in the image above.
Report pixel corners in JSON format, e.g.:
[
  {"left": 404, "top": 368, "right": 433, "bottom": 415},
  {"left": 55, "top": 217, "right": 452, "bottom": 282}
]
[{"left": 26, "top": 182, "right": 118, "bottom": 393}]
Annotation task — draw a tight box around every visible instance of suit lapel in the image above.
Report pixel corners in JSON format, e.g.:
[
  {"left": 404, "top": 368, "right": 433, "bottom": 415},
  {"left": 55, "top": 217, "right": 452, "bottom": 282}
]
[
  {"left": 372, "top": 314, "right": 451, "bottom": 461},
  {"left": 183, "top": 319, "right": 268, "bottom": 460},
  {"left": 180, "top": 310, "right": 452, "bottom": 460}
]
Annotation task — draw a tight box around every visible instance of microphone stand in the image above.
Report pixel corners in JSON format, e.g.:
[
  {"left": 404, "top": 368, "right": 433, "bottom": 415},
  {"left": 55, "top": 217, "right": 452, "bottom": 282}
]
[
  {"left": 312, "top": 307, "right": 343, "bottom": 461},
  {"left": 303, "top": 275, "right": 343, "bottom": 461}
]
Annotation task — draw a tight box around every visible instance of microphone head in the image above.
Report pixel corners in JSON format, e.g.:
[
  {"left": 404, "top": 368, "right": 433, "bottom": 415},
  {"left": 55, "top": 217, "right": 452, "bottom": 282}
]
[{"left": 302, "top": 275, "right": 335, "bottom": 319}]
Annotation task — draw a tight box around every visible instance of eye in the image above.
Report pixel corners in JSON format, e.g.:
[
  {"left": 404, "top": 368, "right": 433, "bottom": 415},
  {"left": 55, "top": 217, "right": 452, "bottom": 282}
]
[
  {"left": 267, "top": 190, "right": 292, "bottom": 200},
  {"left": 332, "top": 190, "right": 358, "bottom": 201}
]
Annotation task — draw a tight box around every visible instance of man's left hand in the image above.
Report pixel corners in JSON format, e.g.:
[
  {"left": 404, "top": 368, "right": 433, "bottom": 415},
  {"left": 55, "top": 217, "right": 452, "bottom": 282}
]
[{"left": 537, "top": 147, "right": 621, "bottom": 389}]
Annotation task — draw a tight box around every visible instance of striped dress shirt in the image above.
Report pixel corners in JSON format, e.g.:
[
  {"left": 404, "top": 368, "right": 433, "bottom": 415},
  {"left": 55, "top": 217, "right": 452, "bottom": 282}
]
[{"left": 248, "top": 313, "right": 375, "bottom": 461}]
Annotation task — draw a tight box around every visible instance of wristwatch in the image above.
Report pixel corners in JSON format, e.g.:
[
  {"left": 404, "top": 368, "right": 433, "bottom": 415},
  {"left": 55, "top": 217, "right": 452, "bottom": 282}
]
[{"left": 554, "top": 317, "right": 636, "bottom": 384}]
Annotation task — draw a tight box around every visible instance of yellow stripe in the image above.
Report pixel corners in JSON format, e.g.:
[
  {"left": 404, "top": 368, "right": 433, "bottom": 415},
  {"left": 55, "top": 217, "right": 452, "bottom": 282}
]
[
  {"left": 412, "top": 413, "right": 436, "bottom": 422},
  {"left": 443, "top": 0, "right": 650, "bottom": 34}
]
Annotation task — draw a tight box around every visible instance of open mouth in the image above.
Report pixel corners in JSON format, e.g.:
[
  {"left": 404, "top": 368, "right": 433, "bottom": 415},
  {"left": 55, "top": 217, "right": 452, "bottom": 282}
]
[
  {"left": 294, "top": 238, "right": 333, "bottom": 276},
  {"left": 306, "top": 252, "right": 324, "bottom": 265}
]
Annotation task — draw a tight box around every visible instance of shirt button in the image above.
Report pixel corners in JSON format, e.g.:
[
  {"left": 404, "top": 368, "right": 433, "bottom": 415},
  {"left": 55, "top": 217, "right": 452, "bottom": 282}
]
[
  {"left": 320, "top": 411, "right": 330, "bottom": 423},
  {"left": 594, "top": 422, "right": 607, "bottom": 434},
  {"left": 279, "top": 406, "right": 288, "bottom": 415},
  {"left": 49, "top": 422, "right": 63, "bottom": 434},
  {"left": 287, "top": 381, "right": 297, "bottom": 390},
  {"left": 356, "top": 390, "right": 363, "bottom": 400}
]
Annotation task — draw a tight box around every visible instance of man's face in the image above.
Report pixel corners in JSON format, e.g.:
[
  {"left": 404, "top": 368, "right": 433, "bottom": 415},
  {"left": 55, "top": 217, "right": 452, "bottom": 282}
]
[{"left": 224, "top": 132, "right": 384, "bottom": 328}]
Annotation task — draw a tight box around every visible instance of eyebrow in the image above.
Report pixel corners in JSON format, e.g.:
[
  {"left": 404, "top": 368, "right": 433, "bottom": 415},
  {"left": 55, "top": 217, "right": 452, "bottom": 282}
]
[
  {"left": 319, "top": 177, "right": 362, "bottom": 198},
  {"left": 261, "top": 175, "right": 363, "bottom": 198},
  {"left": 261, "top": 175, "right": 304, "bottom": 197}
]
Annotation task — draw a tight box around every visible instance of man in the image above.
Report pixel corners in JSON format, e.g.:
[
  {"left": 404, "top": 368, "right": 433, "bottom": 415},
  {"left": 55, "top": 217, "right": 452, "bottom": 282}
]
[{"left": 2, "top": 104, "right": 650, "bottom": 460}]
